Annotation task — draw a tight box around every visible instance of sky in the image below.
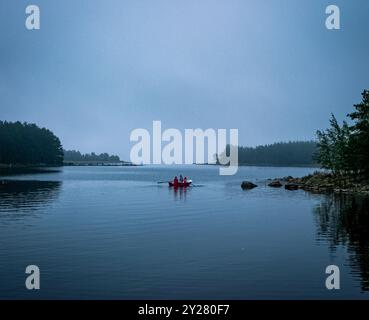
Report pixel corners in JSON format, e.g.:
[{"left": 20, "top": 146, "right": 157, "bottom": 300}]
[{"left": 0, "top": 0, "right": 368, "bottom": 160}]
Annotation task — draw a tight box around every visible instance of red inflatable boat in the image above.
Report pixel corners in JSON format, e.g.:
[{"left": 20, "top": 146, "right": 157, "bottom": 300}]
[{"left": 168, "top": 180, "right": 192, "bottom": 187}]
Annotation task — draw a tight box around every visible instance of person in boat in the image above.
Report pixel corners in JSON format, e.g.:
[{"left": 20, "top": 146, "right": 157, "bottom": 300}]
[
  {"left": 179, "top": 174, "right": 183, "bottom": 182},
  {"left": 173, "top": 176, "right": 179, "bottom": 188},
  {"left": 183, "top": 177, "right": 187, "bottom": 184}
]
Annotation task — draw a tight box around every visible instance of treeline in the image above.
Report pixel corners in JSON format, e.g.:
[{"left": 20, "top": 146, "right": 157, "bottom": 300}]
[
  {"left": 0, "top": 121, "right": 63, "bottom": 166},
  {"left": 316, "top": 90, "right": 369, "bottom": 178},
  {"left": 218, "top": 141, "right": 317, "bottom": 166},
  {"left": 63, "top": 150, "right": 121, "bottom": 163}
]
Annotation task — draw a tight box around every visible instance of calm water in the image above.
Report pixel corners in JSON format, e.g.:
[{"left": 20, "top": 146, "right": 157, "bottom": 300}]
[{"left": 0, "top": 165, "right": 368, "bottom": 299}]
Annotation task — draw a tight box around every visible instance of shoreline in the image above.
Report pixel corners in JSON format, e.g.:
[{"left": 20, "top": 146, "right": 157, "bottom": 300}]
[
  {"left": 0, "top": 162, "right": 138, "bottom": 168},
  {"left": 271, "top": 173, "right": 369, "bottom": 195},
  {"left": 63, "top": 162, "right": 138, "bottom": 167},
  {"left": 195, "top": 163, "right": 318, "bottom": 168}
]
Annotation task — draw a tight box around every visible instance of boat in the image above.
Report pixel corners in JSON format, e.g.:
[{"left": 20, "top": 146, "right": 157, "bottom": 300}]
[{"left": 168, "top": 180, "right": 192, "bottom": 187}]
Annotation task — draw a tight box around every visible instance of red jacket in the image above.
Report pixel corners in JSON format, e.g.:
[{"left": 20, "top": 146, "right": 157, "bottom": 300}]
[{"left": 173, "top": 177, "right": 179, "bottom": 187}]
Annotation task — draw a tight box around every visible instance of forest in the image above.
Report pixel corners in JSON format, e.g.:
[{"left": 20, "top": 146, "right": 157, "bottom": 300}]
[
  {"left": 316, "top": 90, "right": 369, "bottom": 179},
  {"left": 218, "top": 141, "right": 317, "bottom": 166},
  {"left": 0, "top": 121, "right": 63, "bottom": 166},
  {"left": 63, "top": 150, "right": 121, "bottom": 163},
  {"left": 2, "top": 90, "right": 367, "bottom": 172}
]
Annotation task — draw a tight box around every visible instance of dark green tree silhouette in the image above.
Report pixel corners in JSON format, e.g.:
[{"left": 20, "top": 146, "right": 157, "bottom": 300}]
[
  {"left": 316, "top": 90, "right": 369, "bottom": 179},
  {"left": 63, "top": 150, "right": 121, "bottom": 162},
  {"left": 0, "top": 121, "right": 63, "bottom": 166},
  {"left": 218, "top": 141, "right": 317, "bottom": 166},
  {"left": 348, "top": 90, "right": 369, "bottom": 177},
  {"left": 316, "top": 115, "right": 352, "bottom": 175}
]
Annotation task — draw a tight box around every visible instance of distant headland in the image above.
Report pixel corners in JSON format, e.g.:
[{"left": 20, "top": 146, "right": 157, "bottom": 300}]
[
  {"left": 0, "top": 121, "right": 135, "bottom": 170},
  {"left": 63, "top": 150, "right": 137, "bottom": 167}
]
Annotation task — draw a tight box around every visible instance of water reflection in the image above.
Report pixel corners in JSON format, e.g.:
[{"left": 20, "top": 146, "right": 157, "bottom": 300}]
[
  {"left": 314, "top": 193, "right": 369, "bottom": 291},
  {"left": 170, "top": 186, "right": 189, "bottom": 201},
  {"left": 0, "top": 180, "right": 61, "bottom": 220},
  {"left": 0, "top": 167, "right": 62, "bottom": 176}
]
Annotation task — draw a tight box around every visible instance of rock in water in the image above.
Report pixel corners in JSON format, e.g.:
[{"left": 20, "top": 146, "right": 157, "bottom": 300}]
[
  {"left": 282, "top": 176, "right": 296, "bottom": 183},
  {"left": 285, "top": 183, "right": 299, "bottom": 190},
  {"left": 268, "top": 180, "right": 282, "bottom": 188},
  {"left": 241, "top": 181, "right": 257, "bottom": 189}
]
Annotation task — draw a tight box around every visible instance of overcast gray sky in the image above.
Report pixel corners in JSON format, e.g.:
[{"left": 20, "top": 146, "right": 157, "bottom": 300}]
[{"left": 1, "top": 0, "right": 368, "bottom": 159}]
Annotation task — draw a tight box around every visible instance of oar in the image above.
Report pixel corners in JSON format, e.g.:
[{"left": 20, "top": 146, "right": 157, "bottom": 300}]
[{"left": 157, "top": 181, "right": 170, "bottom": 184}]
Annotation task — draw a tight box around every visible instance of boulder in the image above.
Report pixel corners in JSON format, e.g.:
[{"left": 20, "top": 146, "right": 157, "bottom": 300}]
[
  {"left": 241, "top": 181, "right": 257, "bottom": 190},
  {"left": 283, "top": 176, "right": 295, "bottom": 182},
  {"left": 268, "top": 180, "right": 282, "bottom": 188},
  {"left": 285, "top": 183, "right": 299, "bottom": 191}
]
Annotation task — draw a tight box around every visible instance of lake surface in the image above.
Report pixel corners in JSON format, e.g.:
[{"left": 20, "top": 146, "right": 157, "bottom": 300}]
[{"left": 0, "top": 165, "right": 368, "bottom": 299}]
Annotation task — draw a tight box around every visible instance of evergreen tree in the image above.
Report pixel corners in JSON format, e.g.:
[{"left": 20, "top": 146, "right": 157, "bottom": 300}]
[
  {"left": 0, "top": 121, "right": 63, "bottom": 166},
  {"left": 316, "top": 115, "right": 352, "bottom": 176},
  {"left": 316, "top": 90, "right": 369, "bottom": 179},
  {"left": 63, "top": 150, "right": 121, "bottom": 162},
  {"left": 218, "top": 141, "right": 317, "bottom": 166},
  {"left": 348, "top": 90, "right": 369, "bottom": 177}
]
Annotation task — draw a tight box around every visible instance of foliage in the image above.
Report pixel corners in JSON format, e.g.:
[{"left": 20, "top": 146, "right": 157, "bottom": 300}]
[
  {"left": 0, "top": 121, "right": 63, "bottom": 166},
  {"left": 348, "top": 90, "right": 369, "bottom": 176},
  {"left": 316, "top": 115, "right": 353, "bottom": 175},
  {"left": 316, "top": 90, "right": 369, "bottom": 178},
  {"left": 63, "top": 150, "right": 121, "bottom": 163},
  {"left": 218, "top": 141, "right": 317, "bottom": 166}
]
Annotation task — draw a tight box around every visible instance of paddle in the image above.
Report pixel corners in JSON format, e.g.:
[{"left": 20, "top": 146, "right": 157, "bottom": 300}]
[{"left": 158, "top": 180, "right": 193, "bottom": 185}]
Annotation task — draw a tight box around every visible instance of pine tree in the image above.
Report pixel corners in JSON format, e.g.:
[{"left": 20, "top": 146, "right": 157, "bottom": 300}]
[
  {"left": 0, "top": 121, "right": 63, "bottom": 166},
  {"left": 348, "top": 90, "right": 369, "bottom": 177},
  {"left": 316, "top": 90, "right": 369, "bottom": 180}
]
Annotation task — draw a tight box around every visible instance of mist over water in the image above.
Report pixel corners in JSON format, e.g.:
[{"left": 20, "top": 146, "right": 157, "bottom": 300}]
[{"left": 0, "top": 166, "right": 368, "bottom": 299}]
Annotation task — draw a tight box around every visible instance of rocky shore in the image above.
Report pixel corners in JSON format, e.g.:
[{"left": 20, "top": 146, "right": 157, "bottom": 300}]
[
  {"left": 273, "top": 172, "right": 369, "bottom": 194},
  {"left": 241, "top": 172, "right": 369, "bottom": 195}
]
